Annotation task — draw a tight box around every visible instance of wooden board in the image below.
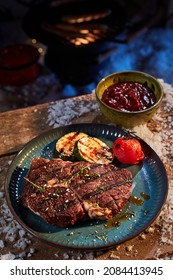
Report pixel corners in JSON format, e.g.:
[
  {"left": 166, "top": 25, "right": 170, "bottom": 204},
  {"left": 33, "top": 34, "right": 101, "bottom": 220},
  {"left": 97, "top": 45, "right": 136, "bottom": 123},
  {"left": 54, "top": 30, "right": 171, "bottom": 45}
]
[{"left": 0, "top": 92, "right": 173, "bottom": 260}]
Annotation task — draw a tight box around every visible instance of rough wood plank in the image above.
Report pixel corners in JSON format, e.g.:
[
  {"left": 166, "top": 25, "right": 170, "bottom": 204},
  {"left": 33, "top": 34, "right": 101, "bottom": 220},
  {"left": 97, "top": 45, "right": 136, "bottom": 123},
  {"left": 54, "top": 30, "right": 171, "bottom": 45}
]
[
  {"left": 1, "top": 90, "right": 172, "bottom": 260},
  {"left": 0, "top": 94, "right": 98, "bottom": 156},
  {"left": 0, "top": 103, "right": 49, "bottom": 156}
]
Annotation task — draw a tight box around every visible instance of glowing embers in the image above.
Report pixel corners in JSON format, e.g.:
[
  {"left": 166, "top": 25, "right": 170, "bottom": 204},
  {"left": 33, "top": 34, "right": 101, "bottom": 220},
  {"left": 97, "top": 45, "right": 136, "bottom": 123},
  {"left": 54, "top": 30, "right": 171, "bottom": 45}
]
[
  {"left": 61, "top": 9, "right": 112, "bottom": 24},
  {"left": 42, "top": 21, "right": 110, "bottom": 46},
  {"left": 69, "top": 27, "right": 109, "bottom": 46}
]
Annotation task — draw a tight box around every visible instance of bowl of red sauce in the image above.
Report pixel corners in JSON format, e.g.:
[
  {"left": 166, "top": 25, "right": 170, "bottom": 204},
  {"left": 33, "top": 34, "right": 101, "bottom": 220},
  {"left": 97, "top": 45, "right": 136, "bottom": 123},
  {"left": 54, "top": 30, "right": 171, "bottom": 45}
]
[
  {"left": 0, "top": 44, "right": 40, "bottom": 86},
  {"left": 95, "top": 71, "right": 163, "bottom": 127}
]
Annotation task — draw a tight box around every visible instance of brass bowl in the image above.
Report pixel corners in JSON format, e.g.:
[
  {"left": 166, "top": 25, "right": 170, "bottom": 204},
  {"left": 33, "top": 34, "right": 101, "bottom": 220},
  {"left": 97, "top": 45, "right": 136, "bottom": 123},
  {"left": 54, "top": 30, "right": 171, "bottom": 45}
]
[{"left": 95, "top": 71, "right": 164, "bottom": 127}]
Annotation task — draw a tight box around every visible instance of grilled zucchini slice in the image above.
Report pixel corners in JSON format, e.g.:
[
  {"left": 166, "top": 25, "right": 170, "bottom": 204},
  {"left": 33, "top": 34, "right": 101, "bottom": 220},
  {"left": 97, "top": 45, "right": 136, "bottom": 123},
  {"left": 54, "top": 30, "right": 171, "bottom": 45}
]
[
  {"left": 54, "top": 132, "right": 88, "bottom": 160},
  {"left": 74, "top": 136, "right": 114, "bottom": 164}
]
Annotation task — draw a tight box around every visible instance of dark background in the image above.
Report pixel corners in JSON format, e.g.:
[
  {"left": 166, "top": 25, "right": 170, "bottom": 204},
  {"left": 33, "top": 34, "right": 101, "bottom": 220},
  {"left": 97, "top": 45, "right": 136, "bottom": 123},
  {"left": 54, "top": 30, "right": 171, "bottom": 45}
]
[{"left": 0, "top": 0, "right": 173, "bottom": 112}]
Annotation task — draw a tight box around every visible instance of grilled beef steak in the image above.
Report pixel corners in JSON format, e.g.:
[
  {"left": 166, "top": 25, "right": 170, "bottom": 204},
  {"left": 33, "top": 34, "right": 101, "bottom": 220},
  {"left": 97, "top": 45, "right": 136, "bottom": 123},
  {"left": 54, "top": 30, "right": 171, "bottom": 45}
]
[{"left": 21, "top": 158, "right": 133, "bottom": 227}]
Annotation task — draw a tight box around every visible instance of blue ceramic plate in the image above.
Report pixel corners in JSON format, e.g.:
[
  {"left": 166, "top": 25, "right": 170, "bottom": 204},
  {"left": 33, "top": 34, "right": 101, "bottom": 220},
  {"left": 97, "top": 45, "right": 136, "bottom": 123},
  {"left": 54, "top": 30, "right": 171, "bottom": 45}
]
[{"left": 5, "top": 123, "right": 168, "bottom": 250}]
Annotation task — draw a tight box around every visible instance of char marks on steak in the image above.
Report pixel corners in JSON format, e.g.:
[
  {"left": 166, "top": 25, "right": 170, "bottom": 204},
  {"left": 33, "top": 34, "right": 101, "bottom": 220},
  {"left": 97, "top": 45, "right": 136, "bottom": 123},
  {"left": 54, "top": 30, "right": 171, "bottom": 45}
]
[{"left": 21, "top": 158, "right": 133, "bottom": 227}]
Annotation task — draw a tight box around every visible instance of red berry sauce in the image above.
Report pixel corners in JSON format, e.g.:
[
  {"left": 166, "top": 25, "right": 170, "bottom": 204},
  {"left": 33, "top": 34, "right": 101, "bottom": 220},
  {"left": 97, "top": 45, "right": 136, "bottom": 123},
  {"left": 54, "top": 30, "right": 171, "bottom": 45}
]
[{"left": 101, "top": 82, "right": 156, "bottom": 112}]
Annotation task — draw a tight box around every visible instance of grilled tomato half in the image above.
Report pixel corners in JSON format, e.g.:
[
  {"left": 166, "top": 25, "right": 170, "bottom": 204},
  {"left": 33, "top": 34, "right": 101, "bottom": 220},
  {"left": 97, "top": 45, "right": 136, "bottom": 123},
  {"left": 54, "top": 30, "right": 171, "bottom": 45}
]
[{"left": 113, "top": 136, "right": 144, "bottom": 164}]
